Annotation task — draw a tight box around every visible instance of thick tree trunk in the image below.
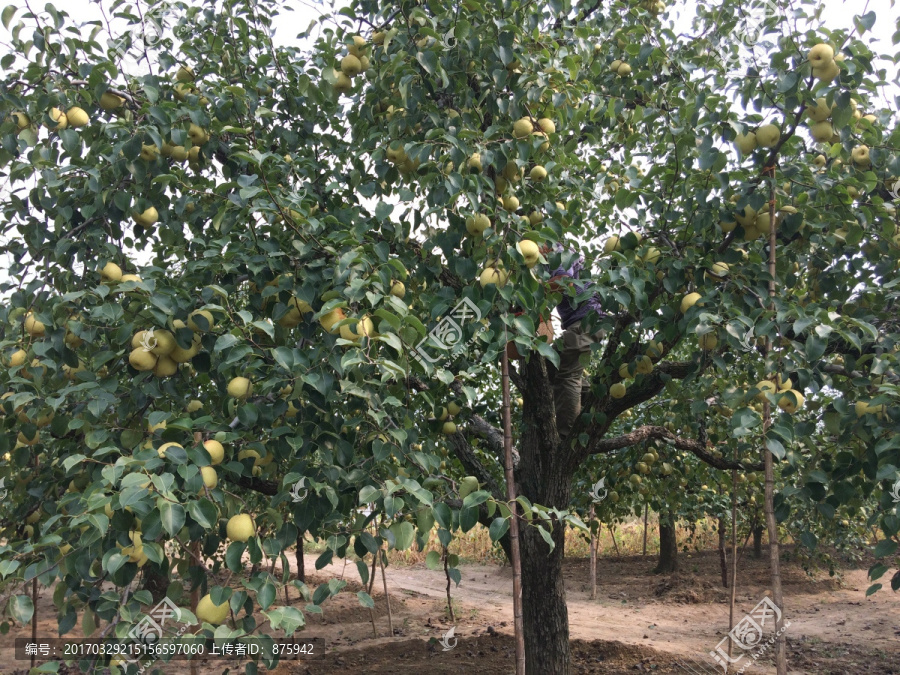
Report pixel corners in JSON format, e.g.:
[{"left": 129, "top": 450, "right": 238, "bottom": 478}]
[
  {"left": 654, "top": 514, "right": 678, "bottom": 574},
  {"left": 753, "top": 525, "right": 763, "bottom": 559},
  {"left": 520, "top": 517, "right": 570, "bottom": 674},
  {"left": 142, "top": 564, "right": 169, "bottom": 603}
]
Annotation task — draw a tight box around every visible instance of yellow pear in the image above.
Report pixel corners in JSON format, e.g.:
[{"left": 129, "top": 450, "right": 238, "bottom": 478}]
[
  {"left": 188, "top": 309, "right": 214, "bottom": 332},
  {"left": 390, "top": 281, "right": 406, "bottom": 298},
  {"left": 196, "top": 594, "right": 230, "bottom": 625},
  {"left": 199, "top": 466, "right": 218, "bottom": 490},
  {"left": 99, "top": 92, "right": 125, "bottom": 111},
  {"left": 65, "top": 107, "right": 90, "bottom": 128},
  {"left": 203, "top": 439, "right": 225, "bottom": 465},
  {"left": 24, "top": 312, "right": 45, "bottom": 337},
  {"left": 157, "top": 442, "right": 183, "bottom": 459},
  {"left": 680, "top": 292, "right": 702, "bottom": 313},
  {"left": 101, "top": 262, "right": 123, "bottom": 282},
  {"left": 129, "top": 348, "right": 157, "bottom": 371},
  {"left": 227, "top": 376, "right": 252, "bottom": 399},
  {"left": 319, "top": 308, "right": 346, "bottom": 334},
  {"left": 133, "top": 207, "right": 159, "bottom": 228},
  {"left": 341, "top": 54, "right": 362, "bottom": 77},
  {"left": 226, "top": 514, "right": 255, "bottom": 542},
  {"left": 479, "top": 268, "right": 508, "bottom": 288},
  {"left": 45, "top": 108, "right": 67, "bottom": 130}
]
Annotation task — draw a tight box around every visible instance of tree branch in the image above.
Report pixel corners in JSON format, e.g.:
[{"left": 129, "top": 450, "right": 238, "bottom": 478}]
[
  {"left": 468, "top": 414, "right": 518, "bottom": 469},
  {"left": 446, "top": 430, "right": 502, "bottom": 499},
  {"left": 587, "top": 425, "right": 764, "bottom": 471},
  {"left": 226, "top": 474, "right": 279, "bottom": 495}
]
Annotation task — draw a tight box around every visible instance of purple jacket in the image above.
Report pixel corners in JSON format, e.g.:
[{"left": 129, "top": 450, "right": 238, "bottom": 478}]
[{"left": 551, "top": 250, "right": 607, "bottom": 329}]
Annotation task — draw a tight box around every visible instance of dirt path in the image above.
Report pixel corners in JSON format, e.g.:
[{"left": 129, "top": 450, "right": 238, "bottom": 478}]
[{"left": 291, "top": 549, "right": 900, "bottom": 674}]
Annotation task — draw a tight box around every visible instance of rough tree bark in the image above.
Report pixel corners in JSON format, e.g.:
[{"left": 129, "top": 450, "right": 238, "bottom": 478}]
[
  {"left": 655, "top": 512, "right": 678, "bottom": 574},
  {"left": 141, "top": 564, "right": 170, "bottom": 603},
  {"left": 753, "top": 525, "right": 764, "bottom": 559}
]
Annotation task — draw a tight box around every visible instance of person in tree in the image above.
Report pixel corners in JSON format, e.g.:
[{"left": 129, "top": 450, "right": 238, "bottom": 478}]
[{"left": 545, "top": 245, "right": 609, "bottom": 438}]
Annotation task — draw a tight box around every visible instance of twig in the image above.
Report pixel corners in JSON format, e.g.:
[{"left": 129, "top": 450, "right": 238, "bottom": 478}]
[{"left": 442, "top": 545, "right": 455, "bottom": 623}]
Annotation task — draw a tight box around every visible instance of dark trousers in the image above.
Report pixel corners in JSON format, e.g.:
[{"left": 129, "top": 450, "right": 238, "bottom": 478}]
[{"left": 551, "top": 325, "right": 605, "bottom": 438}]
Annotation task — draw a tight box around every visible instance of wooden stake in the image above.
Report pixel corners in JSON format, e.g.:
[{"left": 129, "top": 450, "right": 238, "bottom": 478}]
[
  {"left": 589, "top": 505, "right": 597, "bottom": 600},
  {"left": 31, "top": 577, "right": 37, "bottom": 670},
  {"left": 609, "top": 524, "right": 620, "bottom": 557},
  {"left": 764, "top": 171, "right": 788, "bottom": 675},
  {"left": 501, "top": 344, "right": 526, "bottom": 675},
  {"left": 727, "top": 447, "right": 739, "bottom": 670},
  {"left": 378, "top": 550, "right": 393, "bottom": 637},
  {"left": 367, "top": 545, "right": 378, "bottom": 638},
  {"left": 642, "top": 504, "right": 649, "bottom": 556},
  {"left": 190, "top": 540, "right": 200, "bottom": 675}
]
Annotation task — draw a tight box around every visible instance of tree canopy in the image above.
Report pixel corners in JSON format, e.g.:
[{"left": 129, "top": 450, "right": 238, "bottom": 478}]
[{"left": 0, "top": 0, "right": 898, "bottom": 671}]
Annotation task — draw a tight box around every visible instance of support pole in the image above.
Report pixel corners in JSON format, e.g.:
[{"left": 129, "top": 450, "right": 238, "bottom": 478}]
[
  {"left": 501, "top": 345, "right": 525, "bottom": 675},
  {"left": 764, "top": 171, "right": 787, "bottom": 675},
  {"left": 589, "top": 504, "right": 597, "bottom": 600}
]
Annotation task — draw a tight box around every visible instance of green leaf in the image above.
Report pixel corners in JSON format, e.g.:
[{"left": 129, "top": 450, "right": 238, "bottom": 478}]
[
  {"left": 459, "top": 505, "right": 478, "bottom": 532},
  {"left": 258, "top": 581, "right": 276, "bottom": 610},
  {"left": 799, "top": 531, "right": 817, "bottom": 550},
  {"left": 873, "top": 539, "right": 897, "bottom": 558},
  {"left": 425, "top": 550, "right": 442, "bottom": 570},
  {"left": 8, "top": 595, "right": 33, "bottom": 624},
  {"left": 356, "top": 560, "right": 369, "bottom": 586},
  {"left": 1, "top": 5, "right": 16, "bottom": 29},
  {"left": 226, "top": 542, "right": 246, "bottom": 572},
  {"left": 359, "top": 485, "right": 380, "bottom": 505},
  {"left": 488, "top": 517, "right": 509, "bottom": 541},
  {"left": 356, "top": 591, "right": 374, "bottom": 608},
  {"left": 388, "top": 521, "right": 414, "bottom": 550},
  {"left": 188, "top": 500, "right": 217, "bottom": 529},
  {"left": 375, "top": 202, "right": 393, "bottom": 221},
  {"left": 854, "top": 10, "right": 876, "bottom": 33},
  {"left": 272, "top": 346, "right": 293, "bottom": 370},
  {"left": 536, "top": 525, "right": 555, "bottom": 553},
  {"left": 262, "top": 606, "right": 305, "bottom": 635},
  {"left": 416, "top": 50, "right": 438, "bottom": 74},
  {"left": 765, "top": 437, "right": 785, "bottom": 460},
  {"left": 463, "top": 490, "right": 490, "bottom": 509},
  {"left": 159, "top": 501, "right": 185, "bottom": 536}
]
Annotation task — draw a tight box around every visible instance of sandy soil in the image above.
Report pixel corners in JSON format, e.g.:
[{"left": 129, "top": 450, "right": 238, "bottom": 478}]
[{"left": 4, "top": 547, "right": 899, "bottom": 674}]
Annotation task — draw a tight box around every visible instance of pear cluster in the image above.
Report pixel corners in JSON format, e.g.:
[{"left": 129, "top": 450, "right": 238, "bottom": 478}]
[
  {"left": 334, "top": 36, "right": 370, "bottom": 94},
  {"left": 128, "top": 312, "right": 211, "bottom": 376}
]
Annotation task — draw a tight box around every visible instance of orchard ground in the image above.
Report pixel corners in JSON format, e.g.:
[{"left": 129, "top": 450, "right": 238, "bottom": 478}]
[{"left": 5, "top": 522, "right": 898, "bottom": 674}]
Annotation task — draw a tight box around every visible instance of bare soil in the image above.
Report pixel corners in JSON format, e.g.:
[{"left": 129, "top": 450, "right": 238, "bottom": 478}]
[{"left": 4, "top": 547, "right": 899, "bottom": 674}]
